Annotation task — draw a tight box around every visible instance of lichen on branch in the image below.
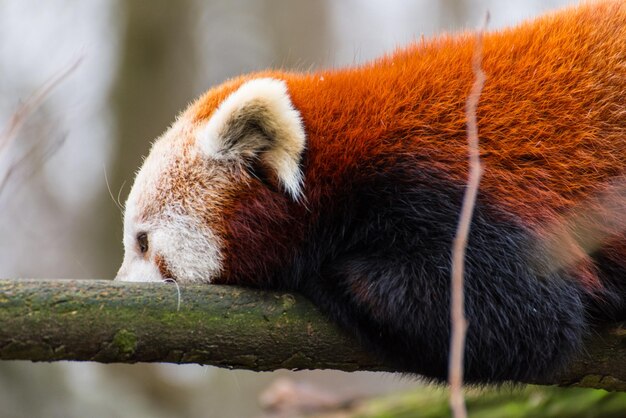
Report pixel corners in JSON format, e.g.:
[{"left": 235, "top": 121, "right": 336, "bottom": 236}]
[{"left": 0, "top": 279, "right": 624, "bottom": 392}]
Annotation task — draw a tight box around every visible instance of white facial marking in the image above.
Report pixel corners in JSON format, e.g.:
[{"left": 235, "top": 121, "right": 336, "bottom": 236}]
[
  {"left": 116, "top": 256, "right": 162, "bottom": 283},
  {"left": 114, "top": 120, "right": 224, "bottom": 284},
  {"left": 153, "top": 206, "right": 223, "bottom": 283}
]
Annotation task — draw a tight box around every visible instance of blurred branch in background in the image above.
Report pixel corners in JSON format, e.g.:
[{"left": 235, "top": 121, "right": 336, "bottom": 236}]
[
  {"left": 265, "top": 383, "right": 626, "bottom": 418},
  {"left": 0, "top": 278, "right": 625, "bottom": 393},
  {"left": 0, "top": 59, "right": 81, "bottom": 198}
]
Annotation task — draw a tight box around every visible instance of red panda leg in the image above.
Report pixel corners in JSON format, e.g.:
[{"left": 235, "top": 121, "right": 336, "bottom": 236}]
[
  {"left": 303, "top": 251, "right": 587, "bottom": 383},
  {"left": 288, "top": 163, "right": 589, "bottom": 382}
]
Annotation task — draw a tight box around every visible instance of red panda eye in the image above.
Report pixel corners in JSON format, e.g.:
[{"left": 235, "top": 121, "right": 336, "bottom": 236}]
[{"left": 137, "top": 232, "right": 149, "bottom": 254}]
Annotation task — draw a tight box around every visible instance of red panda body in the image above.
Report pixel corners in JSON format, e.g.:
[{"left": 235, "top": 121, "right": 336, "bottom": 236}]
[{"left": 117, "top": 1, "right": 626, "bottom": 383}]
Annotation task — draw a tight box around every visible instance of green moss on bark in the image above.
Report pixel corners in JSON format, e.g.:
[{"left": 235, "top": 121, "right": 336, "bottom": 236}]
[{"left": 0, "top": 279, "right": 625, "bottom": 391}]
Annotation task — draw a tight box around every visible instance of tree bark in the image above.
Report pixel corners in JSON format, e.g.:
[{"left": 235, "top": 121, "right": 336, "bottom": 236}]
[{"left": 0, "top": 279, "right": 624, "bottom": 391}]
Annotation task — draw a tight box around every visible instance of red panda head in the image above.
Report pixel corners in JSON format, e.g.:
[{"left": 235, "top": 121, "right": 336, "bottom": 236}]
[{"left": 115, "top": 77, "right": 306, "bottom": 283}]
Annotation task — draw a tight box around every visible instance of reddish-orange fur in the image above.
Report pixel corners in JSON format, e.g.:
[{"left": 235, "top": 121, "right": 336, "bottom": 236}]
[{"left": 184, "top": 1, "right": 625, "bottom": 287}]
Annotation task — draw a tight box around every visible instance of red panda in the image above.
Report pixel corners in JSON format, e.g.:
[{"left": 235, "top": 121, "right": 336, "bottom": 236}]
[{"left": 115, "top": 1, "right": 626, "bottom": 383}]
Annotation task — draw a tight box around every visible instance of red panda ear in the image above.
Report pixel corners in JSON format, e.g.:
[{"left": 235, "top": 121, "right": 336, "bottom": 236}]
[{"left": 197, "top": 78, "right": 306, "bottom": 200}]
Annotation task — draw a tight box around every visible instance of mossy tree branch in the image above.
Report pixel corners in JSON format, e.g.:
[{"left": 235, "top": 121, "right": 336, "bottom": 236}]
[
  {"left": 0, "top": 279, "right": 624, "bottom": 391},
  {"left": 0, "top": 279, "right": 384, "bottom": 372}
]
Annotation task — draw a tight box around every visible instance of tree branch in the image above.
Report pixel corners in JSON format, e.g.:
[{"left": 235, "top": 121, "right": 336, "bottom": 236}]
[
  {"left": 0, "top": 279, "right": 384, "bottom": 372},
  {"left": 0, "top": 279, "right": 624, "bottom": 391}
]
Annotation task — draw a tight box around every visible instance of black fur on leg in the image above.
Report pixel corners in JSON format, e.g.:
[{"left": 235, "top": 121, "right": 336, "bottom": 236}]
[{"left": 278, "top": 160, "right": 588, "bottom": 383}]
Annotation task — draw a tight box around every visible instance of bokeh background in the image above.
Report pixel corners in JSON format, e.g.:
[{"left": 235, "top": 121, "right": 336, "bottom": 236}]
[{"left": 0, "top": 1, "right": 579, "bottom": 417}]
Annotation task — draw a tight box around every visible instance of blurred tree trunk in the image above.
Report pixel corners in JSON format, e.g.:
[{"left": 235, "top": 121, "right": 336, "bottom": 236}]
[{"left": 95, "top": 0, "right": 199, "bottom": 278}]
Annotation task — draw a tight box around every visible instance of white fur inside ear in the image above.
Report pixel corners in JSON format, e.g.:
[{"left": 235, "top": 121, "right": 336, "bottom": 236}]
[{"left": 197, "top": 78, "right": 306, "bottom": 200}]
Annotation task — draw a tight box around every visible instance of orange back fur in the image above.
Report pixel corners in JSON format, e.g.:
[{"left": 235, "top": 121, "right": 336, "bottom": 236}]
[
  {"left": 181, "top": 1, "right": 625, "bottom": 285},
  {"left": 189, "top": 1, "right": 625, "bottom": 227}
]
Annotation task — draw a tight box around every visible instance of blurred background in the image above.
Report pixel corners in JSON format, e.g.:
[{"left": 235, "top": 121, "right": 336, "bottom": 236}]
[{"left": 0, "top": 1, "right": 580, "bottom": 417}]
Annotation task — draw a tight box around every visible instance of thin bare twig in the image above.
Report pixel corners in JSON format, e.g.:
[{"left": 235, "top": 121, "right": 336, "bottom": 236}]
[
  {"left": 0, "top": 133, "right": 65, "bottom": 197},
  {"left": 449, "top": 13, "right": 489, "bottom": 418},
  {"left": 0, "top": 57, "right": 82, "bottom": 154},
  {"left": 0, "top": 57, "right": 82, "bottom": 196}
]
